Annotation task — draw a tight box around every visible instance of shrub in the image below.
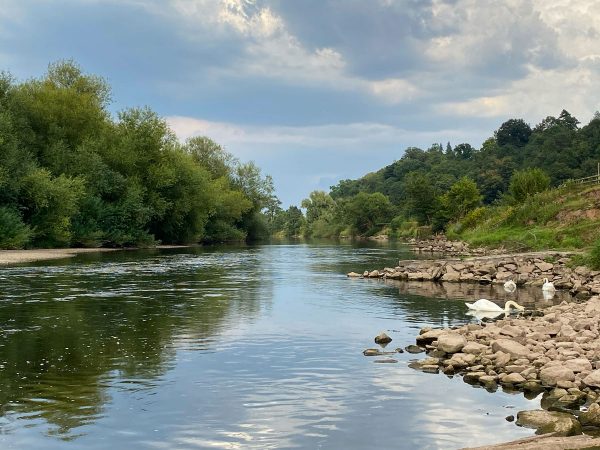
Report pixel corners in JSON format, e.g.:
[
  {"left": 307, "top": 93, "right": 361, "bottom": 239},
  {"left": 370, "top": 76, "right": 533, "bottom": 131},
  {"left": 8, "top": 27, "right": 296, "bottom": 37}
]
[
  {"left": 588, "top": 239, "right": 600, "bottom": 270},
  {"left": 509, "top": 168, "right": 550, "bottom": 203},
  {"left": 0, "top": 207, "right": 33, "bottom": 249}
]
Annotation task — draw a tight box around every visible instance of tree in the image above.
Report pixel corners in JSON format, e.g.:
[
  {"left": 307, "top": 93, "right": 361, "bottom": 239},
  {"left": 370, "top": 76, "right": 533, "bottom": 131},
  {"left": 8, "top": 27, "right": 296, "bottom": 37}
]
[
  {"left": 495, "top": 118, "right": 532, "bottom": 147},
  {"left": 402, "top": 171, "right": 437, "bottom": 224},
  {"left": 345, "top": 192, "right": 393, "bottom": 235},
  {"left": 442, "top": 177, "right": 482, "bottom": 219}
]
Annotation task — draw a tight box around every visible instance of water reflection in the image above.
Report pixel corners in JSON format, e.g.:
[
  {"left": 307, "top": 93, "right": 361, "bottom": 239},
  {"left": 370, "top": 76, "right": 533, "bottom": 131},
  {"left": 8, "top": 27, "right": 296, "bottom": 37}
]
[{"left": 0, "top": 243, "right": 539, "bottom": 449}]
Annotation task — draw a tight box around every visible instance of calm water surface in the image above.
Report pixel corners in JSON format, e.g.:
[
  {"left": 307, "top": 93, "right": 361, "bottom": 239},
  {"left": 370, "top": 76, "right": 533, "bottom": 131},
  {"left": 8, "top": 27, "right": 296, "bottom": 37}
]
[{"left": 0, "top": 242, "right": 544, "bottom": 449}]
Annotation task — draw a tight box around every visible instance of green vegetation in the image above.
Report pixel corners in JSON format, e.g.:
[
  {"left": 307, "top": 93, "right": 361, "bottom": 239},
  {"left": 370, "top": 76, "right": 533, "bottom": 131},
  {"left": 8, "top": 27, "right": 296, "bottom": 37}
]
[
  {"left": 275, "top": 107, "right": 600, "bottom": 257},
  {"left": 0, "top": 61, "right": 277, "bottom": 248}
]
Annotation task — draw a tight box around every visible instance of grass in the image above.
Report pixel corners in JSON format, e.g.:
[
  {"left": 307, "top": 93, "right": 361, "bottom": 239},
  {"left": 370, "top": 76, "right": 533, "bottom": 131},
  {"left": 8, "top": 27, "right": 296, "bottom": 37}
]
[{"left": 454, "top": 183, "right": 600, "bottom": 252}]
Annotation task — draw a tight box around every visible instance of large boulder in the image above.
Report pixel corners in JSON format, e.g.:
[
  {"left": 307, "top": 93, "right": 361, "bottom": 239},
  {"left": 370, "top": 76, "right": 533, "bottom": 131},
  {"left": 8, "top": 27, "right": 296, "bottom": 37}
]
[
  {"left": 491, "top": 339, "right": 530, "bottom": 358},
  {"left": 539, "top": 366, "right": 576, "bottom": 387},
  {"left": 516, "top": 409, "right": 582, "bottom": 436},
  {"left": 416, "top": 328, "right": 446, "bottom": 345},
  {"left": 437, "top": 333, "right": 466, "bottom": 354},
  {"left": 462, "top": 341, "right": 487, "bottom": 355}
]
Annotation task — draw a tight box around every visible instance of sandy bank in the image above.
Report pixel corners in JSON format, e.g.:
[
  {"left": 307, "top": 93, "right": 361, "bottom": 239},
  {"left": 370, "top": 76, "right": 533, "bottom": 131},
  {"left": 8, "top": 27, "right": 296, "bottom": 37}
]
[
  {"left": 0, "top": 248, "right": 121, "bottom": 265},
  {"left": 0, "top": 245, "right": 193, "bottom": 265}
]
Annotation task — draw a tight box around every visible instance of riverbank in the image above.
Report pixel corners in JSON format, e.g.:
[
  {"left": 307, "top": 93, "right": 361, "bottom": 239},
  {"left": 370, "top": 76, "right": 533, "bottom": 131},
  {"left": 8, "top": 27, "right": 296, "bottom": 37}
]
[{"left": 0, "top": 245, "right": 192, "bottom": 265}]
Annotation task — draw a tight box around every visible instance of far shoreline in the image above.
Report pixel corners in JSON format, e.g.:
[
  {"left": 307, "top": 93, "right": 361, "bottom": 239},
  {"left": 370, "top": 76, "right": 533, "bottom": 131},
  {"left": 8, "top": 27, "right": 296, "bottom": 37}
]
[{"left": 0, "top": 245, "right": 192, "bottom": 266}]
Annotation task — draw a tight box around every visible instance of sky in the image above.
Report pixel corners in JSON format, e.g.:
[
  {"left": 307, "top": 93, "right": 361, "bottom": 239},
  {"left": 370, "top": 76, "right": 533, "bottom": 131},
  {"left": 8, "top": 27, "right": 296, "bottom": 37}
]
[{"left": 1, "top": 0, "right": 600, "bottom": 206}]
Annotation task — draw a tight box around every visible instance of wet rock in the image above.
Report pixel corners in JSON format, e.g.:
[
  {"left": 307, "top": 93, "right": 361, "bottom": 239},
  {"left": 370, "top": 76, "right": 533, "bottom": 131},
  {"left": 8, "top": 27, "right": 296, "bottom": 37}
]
[
  {"left": 374, "top": 332, "right": 392, "bottom": 345},
  {"left": 374, "top": 358, "right": 398, "bottom": 363},
  {"left": 394, "top": 347, "right": 404, "bottom": 354},
  {"left": 437, "top": 333, "right": 466, "bottom": 354},
  {"left": 404, "top": 344, "right": 425, "bottom": 354},
  {"left": 416, "top": 328, "right": 446, "bottom": 345},
  {"left": 363, "top": 348, "right": 383, "bottom": 356},
  {"left": 368, "top": 270, "right": 381, "bottom": 278},
  {"left": 505, "top": 415, "right": 515, "bottom": 422},
  {"left": 579, "top": 403, "right": 600, "bottom": 428},
  {"left": 347, "top": 272, "right": 362, "bottom": 277},
  {"left": 516, "top": 409, "right": 582, "bottom": 436}
]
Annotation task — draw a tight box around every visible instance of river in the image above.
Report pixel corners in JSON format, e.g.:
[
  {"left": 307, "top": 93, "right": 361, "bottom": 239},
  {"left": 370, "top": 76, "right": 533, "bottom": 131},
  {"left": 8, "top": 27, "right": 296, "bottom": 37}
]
[{"left": 0, "top": 242, "right": 541, "bottom": 449}]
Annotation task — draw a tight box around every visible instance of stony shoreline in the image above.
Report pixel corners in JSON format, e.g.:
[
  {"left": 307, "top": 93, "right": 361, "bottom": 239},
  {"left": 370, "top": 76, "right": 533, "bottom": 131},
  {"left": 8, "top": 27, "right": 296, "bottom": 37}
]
[{"left": 405, "top": 296, "right": 600, "bottom": 442}]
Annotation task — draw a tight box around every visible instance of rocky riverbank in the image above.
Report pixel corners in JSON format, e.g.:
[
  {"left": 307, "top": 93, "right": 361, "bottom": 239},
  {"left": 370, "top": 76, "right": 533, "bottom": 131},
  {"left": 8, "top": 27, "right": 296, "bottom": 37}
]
[
  {"left": 348, "top": 251, "right": 598, "bottom": 298},
  {"left": 406, "top": 236, "right": 504, "bottom": 256},
  {"left": 404, "top": 295, "right": 600, "bottom": 441}
]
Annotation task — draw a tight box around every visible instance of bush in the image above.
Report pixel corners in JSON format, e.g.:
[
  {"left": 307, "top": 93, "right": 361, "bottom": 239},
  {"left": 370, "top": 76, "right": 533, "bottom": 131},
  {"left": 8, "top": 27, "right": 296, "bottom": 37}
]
[
  {"left": 0, "top": 207, "right": 33, "bottom": 249},
  {"left": 589, "top": 239, "right": 600, "bottom": 270},
  {"left": 509, "top": 168, "right": 550, "bottom": 203}
]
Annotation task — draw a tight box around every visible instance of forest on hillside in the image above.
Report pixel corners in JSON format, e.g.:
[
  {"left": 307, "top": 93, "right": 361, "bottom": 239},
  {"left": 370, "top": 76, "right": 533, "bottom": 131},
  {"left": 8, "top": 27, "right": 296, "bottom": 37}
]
[
  {"left": 272, "top": 109, "right": 600, "bottom": 240},
  {"left": 0, "top": 61, "right": 279, "bottom": 249}
]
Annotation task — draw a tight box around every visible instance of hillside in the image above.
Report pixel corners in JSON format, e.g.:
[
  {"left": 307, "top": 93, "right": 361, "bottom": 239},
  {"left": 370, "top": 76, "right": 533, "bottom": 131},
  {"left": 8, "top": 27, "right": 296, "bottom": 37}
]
[{"left": 453, "top": 183, "right": 600, "bottom": 252}]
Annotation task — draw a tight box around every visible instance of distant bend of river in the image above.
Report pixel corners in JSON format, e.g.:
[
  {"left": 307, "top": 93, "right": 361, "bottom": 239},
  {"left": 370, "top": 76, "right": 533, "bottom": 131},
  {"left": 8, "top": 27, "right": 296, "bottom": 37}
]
[{"left": 0, "top": 242, "right": 539, "bottom": 449}]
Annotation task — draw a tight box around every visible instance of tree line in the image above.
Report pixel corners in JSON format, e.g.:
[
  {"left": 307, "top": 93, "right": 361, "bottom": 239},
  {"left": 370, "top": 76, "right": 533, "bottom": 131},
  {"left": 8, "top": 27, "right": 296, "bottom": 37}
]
[
  {"left": 271, "top": 109, "right": 600, "bottom": 239},
  {"left": 0, "top": 61, "right": 279, "bottom": 249}
]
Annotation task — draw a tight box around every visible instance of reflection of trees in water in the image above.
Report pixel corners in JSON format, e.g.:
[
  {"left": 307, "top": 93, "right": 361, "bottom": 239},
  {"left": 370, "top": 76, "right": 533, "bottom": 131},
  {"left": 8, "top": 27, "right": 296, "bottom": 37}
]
[{"left": 0, "top": 250, "right": 270, "bottom": 438}]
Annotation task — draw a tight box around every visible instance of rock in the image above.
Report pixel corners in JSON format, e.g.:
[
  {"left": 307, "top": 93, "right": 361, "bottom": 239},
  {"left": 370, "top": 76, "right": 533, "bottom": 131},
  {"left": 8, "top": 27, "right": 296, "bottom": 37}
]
[
  {"left": 363, "top": 348, "right": 382, "bottom": 356},
  {"left": 405, "top": 344, "right": 425, "bottom": 354},
  {"left": 536, "top": 262, "right": 554, "bottom": 272},
  {"left": 368, "top": 270, "right": 381, "bottom": 278},
  {"left": 374, "top": 332, "right": 392, "bottom": 345},
  {"left": 491, "top": 339, "right": 530, "bottom": 358},
  {"left": 579, "top": 403, "right": 600, "bottom": 427},
  {"left": 503, "top": 373, "right": 526, "bottom": 384},
  {"left": 461, "top": 434, "right": 600, "bottom": 449},
  {"left": 437, "top": 333, "right": 466, "bottom": 354},
  {"left": 395, "top": 347, "right": 404, "bottom": 354},
  {"left": 583, "top": 370, "right": 600, "bottom": 388},
  {"left": 347, "top": 272, "right": 362, "bottom": 277},
  {"left": 516, "top": 409, "right": 582, "bottom": 436},
  {"left": 564, "top": 358, "right": 593, "bottom": 373},
  {"left": 505, "top": 415, "right": 514, "bottom": 422},
  {"left": 416, "top": 328, "right": 446, "bottom": 345},
  {"left": 462, "top": 341, "right": 487, "bottom": 354},
  {"left": 373, "top": 358, "right": 398, "bottom": 363},
  {"left": 540, "top": 366, "right": 576, "bottom": 387}
]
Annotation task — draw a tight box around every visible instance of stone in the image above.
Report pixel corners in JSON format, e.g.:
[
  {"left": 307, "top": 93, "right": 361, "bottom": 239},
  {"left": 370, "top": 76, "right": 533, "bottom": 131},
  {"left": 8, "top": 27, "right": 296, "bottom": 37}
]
[
  {"left": 363, "top": 348, "right": 382, "bottom": 356},
  {"left": 579, "top": 403, "right": 600, "bottom": 428},
  {"left": 516, "top": 409, "right": 582, "bottom": 436},
  {"left": 462, "top": 342, "right": 487, "bottom": 354},
  {"left": 416, "top": 328, "right": 446, "bottom": 345},
  {"left": 503, "top": 373, "right": 526, "bottom": 384},
  {"left": 564, "top": 358, "right": 593, "bottom": 373},
  {"left": 405, "top": 345, "right": 425, "bottom": 354},
  {"left": 583, "top": 370, "right": 600, "bottom": 388},
  {"left": 539, "top": 366, "right": 576, "bottom": 387},
  {"left": 373, "top": 358, "right": 398, "bottom": 363},
  {"left": 491, "top": 339, "right": 530, "bottom": 358},
  {"left": 436, "top": 333, "right": 466, "bottom": 354},
  {"left": 347, "top": 272, "right": 362, "bottom": 277},
  {"left": 368, "top": 270, "right": 381, "bottom": 278},
  {"left": 374, "top": 332, "right": 392, "bottom": 345}
]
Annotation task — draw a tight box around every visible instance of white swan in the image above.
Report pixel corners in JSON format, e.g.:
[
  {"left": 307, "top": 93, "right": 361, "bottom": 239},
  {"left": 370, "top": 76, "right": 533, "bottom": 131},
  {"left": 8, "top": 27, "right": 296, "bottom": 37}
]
[
  {"left": 465, "top": 299, "right": 525, "bottom": 312},
  {"left": 503, "top": 280, "right": 517, "bottom": 293},
  {"left": 542, "top": 278, "right": 555, "bottom": 292},
  {"left": 466, "top": 309, "right": 505, "bottom": 321}
]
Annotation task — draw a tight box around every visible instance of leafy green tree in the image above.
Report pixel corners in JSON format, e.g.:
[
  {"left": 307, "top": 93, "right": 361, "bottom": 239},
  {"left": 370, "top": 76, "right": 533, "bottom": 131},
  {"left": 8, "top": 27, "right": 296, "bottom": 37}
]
[
  {"left": 345, "top": 192, "right": 393, "bottom": 235},
  {"left": 495, "top": 118, "right": 532, "bottom": 147},
  {"left": 442, "top": 177, "right": 482, "bottom": 219}
]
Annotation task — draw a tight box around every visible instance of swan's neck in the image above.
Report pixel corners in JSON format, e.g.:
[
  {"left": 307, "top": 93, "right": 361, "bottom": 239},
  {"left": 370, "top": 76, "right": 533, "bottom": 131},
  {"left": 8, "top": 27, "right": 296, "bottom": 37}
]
[{"left": 504, "top": 300, "right": 523, "bottom": 311}]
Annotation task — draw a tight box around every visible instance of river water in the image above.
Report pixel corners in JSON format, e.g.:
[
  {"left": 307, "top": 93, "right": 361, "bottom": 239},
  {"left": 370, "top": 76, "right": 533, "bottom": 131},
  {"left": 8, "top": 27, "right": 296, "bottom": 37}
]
[{"left": 0, "top": 242, "right": 547, "bottom": 449}]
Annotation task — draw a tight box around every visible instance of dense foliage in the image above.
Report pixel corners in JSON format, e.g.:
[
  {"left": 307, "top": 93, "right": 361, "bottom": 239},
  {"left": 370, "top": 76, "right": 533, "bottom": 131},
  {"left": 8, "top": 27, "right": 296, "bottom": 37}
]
[
  {"left": 273, "top": 108, "right": 600, "bottom": 240},
  {"left": 0, "top": 61, "right": 277, "bottom": 248}
]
